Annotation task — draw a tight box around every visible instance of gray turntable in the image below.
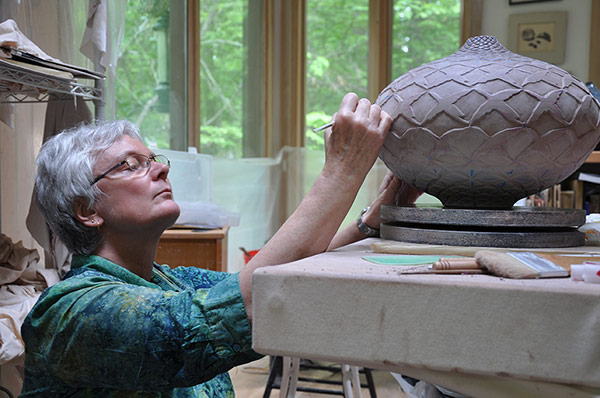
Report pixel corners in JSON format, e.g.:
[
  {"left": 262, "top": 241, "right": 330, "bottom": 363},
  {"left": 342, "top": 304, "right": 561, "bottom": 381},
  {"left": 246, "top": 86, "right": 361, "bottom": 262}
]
[{"left": 380, "top": 205, "right": 586, "bottom": 248}]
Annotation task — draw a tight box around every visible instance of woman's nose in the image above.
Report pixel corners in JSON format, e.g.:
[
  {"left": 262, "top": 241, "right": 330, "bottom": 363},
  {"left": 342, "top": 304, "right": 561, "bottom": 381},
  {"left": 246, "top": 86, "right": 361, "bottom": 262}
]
[{"left": 149, "top": 160, "right": 170, "bottom": 180}]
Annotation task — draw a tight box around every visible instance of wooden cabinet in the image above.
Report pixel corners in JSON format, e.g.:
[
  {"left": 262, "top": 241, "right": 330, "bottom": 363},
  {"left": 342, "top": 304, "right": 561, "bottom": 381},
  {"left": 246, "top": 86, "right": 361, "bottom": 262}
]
[
  {"left": 155, "top": 227, "right": 229, "bottom": 272},
  {"left": 586, "top": 151, "right": 600, "bottom": 163}
]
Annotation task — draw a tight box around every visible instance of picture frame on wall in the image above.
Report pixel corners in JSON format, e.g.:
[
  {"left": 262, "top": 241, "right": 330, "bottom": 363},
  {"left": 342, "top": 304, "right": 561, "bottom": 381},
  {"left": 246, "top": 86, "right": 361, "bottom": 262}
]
[{"left": 507, "top": 11, "right": 567, "bottom": 65}]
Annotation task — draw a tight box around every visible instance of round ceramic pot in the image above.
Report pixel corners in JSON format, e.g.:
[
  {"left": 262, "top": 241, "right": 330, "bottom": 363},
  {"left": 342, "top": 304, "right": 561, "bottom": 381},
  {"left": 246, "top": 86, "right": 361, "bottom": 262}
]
[{"left": 377, "top": 35, "right": 600, "bottom": 209}]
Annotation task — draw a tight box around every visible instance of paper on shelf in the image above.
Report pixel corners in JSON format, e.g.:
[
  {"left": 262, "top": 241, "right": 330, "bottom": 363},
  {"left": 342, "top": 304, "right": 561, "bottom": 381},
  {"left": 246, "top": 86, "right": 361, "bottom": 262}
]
[{"left": 578, "top": 172, "right": 600, "bottom": 184}]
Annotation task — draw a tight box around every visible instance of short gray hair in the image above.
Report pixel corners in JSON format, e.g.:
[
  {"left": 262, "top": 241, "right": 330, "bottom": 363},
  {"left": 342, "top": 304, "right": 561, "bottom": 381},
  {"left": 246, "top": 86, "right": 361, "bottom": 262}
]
[{"left": 35, "top": 120, "right": 144, "bottom": 255}]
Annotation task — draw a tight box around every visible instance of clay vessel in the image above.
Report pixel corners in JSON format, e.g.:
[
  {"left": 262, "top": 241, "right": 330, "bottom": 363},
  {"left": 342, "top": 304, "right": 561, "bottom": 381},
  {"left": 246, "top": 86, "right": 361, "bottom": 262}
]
[{"left": 377, "top": 35, "right": 600, "bottom": 209}]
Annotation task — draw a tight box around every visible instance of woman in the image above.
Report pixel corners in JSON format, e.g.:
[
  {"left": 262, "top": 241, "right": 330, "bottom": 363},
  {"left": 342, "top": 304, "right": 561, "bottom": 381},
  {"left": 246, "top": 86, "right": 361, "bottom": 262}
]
[{"left": 20, "top": 93, "right": 418, "bottom": 397}]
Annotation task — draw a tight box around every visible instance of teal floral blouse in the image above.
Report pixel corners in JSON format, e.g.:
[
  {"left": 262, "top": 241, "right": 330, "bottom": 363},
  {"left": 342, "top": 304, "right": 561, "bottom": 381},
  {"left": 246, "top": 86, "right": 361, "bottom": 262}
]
[{"left": 19, "top": 255, "right": 262, "bottom": 397}]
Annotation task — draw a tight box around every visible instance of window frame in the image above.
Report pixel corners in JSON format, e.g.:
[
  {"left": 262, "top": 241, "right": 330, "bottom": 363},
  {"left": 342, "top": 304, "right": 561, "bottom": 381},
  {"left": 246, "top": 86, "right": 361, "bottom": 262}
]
[{"left": 187, "top": 0, "right": 481, "bottom": 157}]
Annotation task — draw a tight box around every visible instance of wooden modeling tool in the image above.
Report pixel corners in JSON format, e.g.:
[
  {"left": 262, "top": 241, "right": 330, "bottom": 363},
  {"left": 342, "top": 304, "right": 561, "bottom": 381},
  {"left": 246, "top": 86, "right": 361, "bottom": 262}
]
[
  {"left": 427, "top": 258, "right": 485, "bottom": 274},
  {"left": 432, "top": 258, "right": 480, "bottom": 270}
]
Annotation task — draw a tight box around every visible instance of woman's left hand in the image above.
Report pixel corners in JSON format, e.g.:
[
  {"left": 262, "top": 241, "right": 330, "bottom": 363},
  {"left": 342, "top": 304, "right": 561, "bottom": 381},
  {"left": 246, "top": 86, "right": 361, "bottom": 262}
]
[{"left": 361, "top": 170, "right": 422, "bottom": 229}]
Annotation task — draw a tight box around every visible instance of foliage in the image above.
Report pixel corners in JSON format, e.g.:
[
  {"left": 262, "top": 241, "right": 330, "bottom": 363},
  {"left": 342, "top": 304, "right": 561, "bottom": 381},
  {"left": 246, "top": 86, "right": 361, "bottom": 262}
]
[
  {"left": 305, "top": 0, "right": 461, "bottom": 151},
  {"left": 200, "top": 125, "right": 243, "bottom": 158},
  {"left": 116, "top": 0, "right": 460, "bottom": 154},
  {"left": 306, "top": 0, "right": 370, "bottom": 127},
  {"left": 115, "top": 0, "right": 171, "bottom": 148},
  {"left": 199, "top": 1, "right": 246, "bottom": 156},
  {"left": 391, "top": 0, "right": 461, "bottom": 77}
]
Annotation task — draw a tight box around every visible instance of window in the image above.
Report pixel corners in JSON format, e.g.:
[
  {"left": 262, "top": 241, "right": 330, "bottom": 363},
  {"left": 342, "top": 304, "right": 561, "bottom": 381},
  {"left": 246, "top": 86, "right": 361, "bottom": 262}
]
[
  {"left": 305, "top": 0, "right": 369, "bottom": 152},
  {"left": 392, "top": 0, "right": 461, "bottom": 78},
  {"left": 199, "top": 0, "right": 263, "bottom": 158},
  {"left": 113, "top": 0, "right": 465, "bottom": 270},
  {"left": 117, "top": 0, "right": 462, "bottom": 156},
  {"left": 305, "top": 0, "right": 461, "bottom": 151},
  {"left": 115, "top": 0, "right": 187, "bottom": 150}
]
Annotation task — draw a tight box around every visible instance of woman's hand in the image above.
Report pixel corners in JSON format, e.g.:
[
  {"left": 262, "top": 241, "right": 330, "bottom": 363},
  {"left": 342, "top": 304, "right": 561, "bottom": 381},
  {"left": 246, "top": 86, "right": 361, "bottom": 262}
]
[
  {"left": 361, "top": 170, "right": 423, "bottom": 229},
  {"left": 239, "top": 93, "right": 393, "bottom": 322},
  {"left": 326, "top": 170, "right": 422, "bottom": 250},
  {"left": 322, "top": 93, "right": 392, "bottom": 183}
]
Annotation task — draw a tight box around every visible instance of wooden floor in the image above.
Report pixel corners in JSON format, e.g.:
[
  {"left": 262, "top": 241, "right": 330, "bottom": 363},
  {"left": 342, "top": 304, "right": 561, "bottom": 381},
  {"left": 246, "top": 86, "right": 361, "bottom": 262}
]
[{"left": 229, "top": 356, "right": 408, "bottom": 397}]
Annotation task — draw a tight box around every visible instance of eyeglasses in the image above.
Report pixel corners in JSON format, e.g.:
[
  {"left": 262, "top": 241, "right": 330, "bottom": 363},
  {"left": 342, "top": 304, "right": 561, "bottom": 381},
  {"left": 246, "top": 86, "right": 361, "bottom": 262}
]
[{"left": 91, "top": 154, "right": 170, "bottom": 186}]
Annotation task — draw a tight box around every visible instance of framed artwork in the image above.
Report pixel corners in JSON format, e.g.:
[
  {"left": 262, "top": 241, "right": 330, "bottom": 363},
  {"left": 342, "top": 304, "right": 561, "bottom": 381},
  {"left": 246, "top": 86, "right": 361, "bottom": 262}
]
[{"left": 507, "top": 11, "right": 567, "bottom": 64}]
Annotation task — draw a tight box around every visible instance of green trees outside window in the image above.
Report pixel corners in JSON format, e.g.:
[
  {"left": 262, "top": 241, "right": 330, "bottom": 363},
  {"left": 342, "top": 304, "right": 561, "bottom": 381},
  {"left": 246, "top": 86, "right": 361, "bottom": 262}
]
[
  {"left": 305, "top": 0, "right": 369, "bottom": 151},
  {"left": 306, "top": 0, "right": 460, "bottom": 151},
  {"left": 115, "top": 0, "right": 173, "bottom": 149},
  {"left": 199, "top": 1, "right": 247, "bottom": 158},
  {"left": 392, "top": 0, "right": 461, "bottom": 79},
  {"left": 115, "top": 0, "right": 460, "bottom": 156}
]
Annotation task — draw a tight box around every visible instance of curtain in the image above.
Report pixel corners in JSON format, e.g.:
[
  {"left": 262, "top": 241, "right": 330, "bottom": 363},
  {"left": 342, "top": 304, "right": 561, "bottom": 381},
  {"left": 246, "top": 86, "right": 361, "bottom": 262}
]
[{"left": 0, "top": 2, "right": 127, "bottom": 395}]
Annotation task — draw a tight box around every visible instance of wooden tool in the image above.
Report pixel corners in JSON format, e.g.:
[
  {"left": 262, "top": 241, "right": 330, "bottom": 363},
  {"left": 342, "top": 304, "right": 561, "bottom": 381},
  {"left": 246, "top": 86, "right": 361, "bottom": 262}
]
[{"left": 432, "top": 258, "right": 480, "bottom": 270}]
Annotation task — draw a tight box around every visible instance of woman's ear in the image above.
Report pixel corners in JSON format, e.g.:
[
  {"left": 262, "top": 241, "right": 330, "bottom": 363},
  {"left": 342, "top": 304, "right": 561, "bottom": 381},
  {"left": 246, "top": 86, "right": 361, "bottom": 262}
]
[{"left": 73, "top": 198, "right": 103, "bottom": 228}]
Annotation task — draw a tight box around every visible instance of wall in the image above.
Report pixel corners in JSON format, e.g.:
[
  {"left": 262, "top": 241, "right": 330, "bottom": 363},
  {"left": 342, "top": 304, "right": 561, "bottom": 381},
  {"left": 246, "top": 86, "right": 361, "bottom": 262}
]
[{"left": 481, "top": 0, "right": 591, "bottom": 81}]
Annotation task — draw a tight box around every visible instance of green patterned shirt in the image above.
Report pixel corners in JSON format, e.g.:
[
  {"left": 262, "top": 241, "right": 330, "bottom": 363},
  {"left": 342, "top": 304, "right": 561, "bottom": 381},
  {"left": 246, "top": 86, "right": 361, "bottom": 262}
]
[{"left": 20, "top": 255, "right": 261, "bottom": 397}]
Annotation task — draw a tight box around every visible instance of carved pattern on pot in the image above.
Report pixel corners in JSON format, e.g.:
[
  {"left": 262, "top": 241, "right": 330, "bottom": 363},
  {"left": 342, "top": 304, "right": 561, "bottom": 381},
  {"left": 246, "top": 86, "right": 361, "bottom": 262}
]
[{"left": 377, "top": 35, "right": 600, "bottom": 209}]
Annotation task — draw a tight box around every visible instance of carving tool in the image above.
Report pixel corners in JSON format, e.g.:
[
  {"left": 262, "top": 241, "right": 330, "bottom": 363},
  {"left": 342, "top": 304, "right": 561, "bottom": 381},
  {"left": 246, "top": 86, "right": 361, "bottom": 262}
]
[
  {"left": 312, "top": 121, "right": 334, "bottom": 132},
  {"left": 312, "top": 93, "right": 392, "bottom": 133}
]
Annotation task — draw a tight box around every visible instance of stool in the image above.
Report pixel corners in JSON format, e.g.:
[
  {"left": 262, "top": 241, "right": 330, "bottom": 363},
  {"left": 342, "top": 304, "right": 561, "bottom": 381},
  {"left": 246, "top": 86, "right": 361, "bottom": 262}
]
[{"left": 263, "top": 356, "right": 377, "bottom": 398}]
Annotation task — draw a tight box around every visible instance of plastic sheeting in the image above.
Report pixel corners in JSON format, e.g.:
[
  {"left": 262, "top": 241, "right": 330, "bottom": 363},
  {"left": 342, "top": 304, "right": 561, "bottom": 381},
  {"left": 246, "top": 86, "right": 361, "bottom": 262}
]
[{"left": 212, "top": 147, "right": 394, "bottom": 272}]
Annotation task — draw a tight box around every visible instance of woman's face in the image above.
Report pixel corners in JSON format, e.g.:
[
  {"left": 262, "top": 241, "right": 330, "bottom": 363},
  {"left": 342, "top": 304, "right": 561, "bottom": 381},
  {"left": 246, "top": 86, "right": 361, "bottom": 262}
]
[{"left": 92, "top": 135, "right": 180, "bottom": 234}]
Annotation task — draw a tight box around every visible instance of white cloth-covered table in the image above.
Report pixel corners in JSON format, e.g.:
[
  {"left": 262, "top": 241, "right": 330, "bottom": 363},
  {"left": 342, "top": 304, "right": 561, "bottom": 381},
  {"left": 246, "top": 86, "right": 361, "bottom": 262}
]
[{"left": 251, "top": 239, "right": 600, "bottom": 398}]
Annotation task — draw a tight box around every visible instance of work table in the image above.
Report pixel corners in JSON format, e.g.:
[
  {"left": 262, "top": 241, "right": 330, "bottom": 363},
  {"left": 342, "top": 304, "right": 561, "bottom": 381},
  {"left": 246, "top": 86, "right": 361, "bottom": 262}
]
[{"left": 251, "top": 238, "right": 600, "bottom": 398}]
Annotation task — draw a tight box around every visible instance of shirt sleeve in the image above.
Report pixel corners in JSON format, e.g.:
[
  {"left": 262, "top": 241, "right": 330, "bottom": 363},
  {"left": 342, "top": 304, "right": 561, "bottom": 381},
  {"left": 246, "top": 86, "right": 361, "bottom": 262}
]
[
  {"left": 166, "top": 264, "right": 231, "bottom": 289},
  {"left": 23, "top": 271, "right": 262, "bottom": 391}
]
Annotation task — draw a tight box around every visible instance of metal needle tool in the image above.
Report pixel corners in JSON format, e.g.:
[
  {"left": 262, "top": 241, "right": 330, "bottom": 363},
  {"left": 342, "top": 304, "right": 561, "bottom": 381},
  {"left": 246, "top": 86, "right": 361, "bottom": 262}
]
[{"left": 312, "top": 121, "right": 334, "bottom": 133}]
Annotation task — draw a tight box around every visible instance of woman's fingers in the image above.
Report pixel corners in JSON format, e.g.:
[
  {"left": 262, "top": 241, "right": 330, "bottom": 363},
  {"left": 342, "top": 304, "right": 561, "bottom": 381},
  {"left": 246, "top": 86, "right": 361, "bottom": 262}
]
[
  {"left": 368, "top": 103, "right": 382, "bottom": 128},
  {"left": 323, "top": 93, "right": 394, "bottom": 180},
  {"left": 339, "top": 92, "right": 359, "bottom": 114},
  {"left": 355, "top": 98, "right": 371, "bottom": 117},
  {"left": 379, "top": 109, "right": 392, "bottom": 129},
  {"left": 396, "top": 180, "right": 423, "bottom": 206}
]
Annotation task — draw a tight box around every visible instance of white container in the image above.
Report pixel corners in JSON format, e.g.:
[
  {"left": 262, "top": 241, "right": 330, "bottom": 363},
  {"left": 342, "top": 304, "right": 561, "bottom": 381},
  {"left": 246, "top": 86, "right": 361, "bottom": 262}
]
[
  {"left": 570, "top": 264, "right": 586, "bottom": 281},
  {"left": 160, "top": 148, "right": 212, "bottom": 203}
]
